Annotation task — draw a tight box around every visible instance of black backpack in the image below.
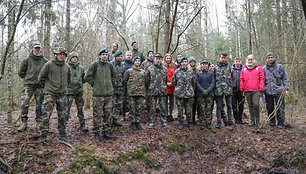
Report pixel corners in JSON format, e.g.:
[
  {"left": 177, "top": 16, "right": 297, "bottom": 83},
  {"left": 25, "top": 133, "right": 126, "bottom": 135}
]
[{"left": 93, "top": 61, "right": 113, "bottom": 79}]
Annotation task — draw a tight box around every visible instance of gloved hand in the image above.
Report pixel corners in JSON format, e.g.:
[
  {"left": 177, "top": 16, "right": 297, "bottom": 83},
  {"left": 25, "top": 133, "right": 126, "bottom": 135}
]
[{"left": 203, "top": 90, "right": 208, "bottom": 96}]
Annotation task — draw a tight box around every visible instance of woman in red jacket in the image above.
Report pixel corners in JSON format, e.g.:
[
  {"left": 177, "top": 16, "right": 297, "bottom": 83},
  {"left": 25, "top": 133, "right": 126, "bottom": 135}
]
[
  {"left": 164, "top": 53, "right": 177, "bottom": 122},
  {"left": 240, "top": 54, "right": 265, "bottom": 127}
]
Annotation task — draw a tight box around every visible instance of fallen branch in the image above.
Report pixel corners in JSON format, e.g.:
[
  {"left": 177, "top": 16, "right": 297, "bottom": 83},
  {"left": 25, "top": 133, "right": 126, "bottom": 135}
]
[
  {"left": 0, "top": 157, "right": 12, "bottom": 171},
  {"left": 58, "top": 140, "right": 75, "bottom": 150}
]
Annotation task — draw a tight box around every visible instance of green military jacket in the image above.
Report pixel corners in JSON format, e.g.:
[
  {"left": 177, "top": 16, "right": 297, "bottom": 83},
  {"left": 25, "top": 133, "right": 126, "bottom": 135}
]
[
  {"left": 172, "top": 67, "right": 195, "bottom": 98},
  {"left": 146, "top": 64, "right": 168, "bottom": 96},
  {"left": 18, "top": 51, "right": 48, "bottom": 87},
  {"left": 214, "top": 61, "right": 234, "bottom": 96},
  {"left": 67, "top": 61, "right": 85, "bottom": 95},
  {"left": 38, "top": 57, "right": 71, "bottom": 95},
  {"left": 123, "top": 66, "right": 146, "bottom": 97},
  {"left": 110, "top": 59, "right": 125, "bottom": 95},
  {"left": 84, "top": 60, "right": 116, "bottom": 97}
]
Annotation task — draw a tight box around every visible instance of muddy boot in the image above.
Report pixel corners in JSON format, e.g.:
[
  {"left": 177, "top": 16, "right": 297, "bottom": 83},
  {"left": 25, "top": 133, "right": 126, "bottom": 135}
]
[
  {"left": 167, "top": 115, "right": 174, "bottom": 122},
  {"left": 17, "top": 118, "right": 28, "bottom": 132},
  {"left": 112, "top": 119, "right": 123, "bottom": 127},
  {"left": 188, "top": 123, "right": 194, "bottom": 130},
  {"left": 135, "top": 122, "right": 143, "bottom": 130},
  {"left": 178, "top": 122, "right": 183, "bottom": 130},
  {"left": 130, "top": 122, "right": 137, "bottom": 131},
  {"left": 206, "top": 123, "right": 212, "bottom": 129},
  {"left": 102, "top": 131, "right": 115, "bottom": 140},
  {"left": 216, "top": 120, "right": 222, "bottom": 129}
]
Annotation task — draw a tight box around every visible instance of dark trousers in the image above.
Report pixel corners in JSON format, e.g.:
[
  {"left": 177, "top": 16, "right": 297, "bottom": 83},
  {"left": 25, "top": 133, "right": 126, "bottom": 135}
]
[
  {"left": 216, "top": 95, "right": 233, "bottom": 124},
  {"left": 245, "top": 91, "right": 260, "bottom": 124},
  {"left": 165, "top": 94, "right": 174, "bottom": 116},
  {"left": 265, "top": 94, "right": 285, "bottom": 126},
  {"left": 192, "top": 97, "right": 200, "bottom": 123},
  {"left": 232, "top": 91, "right": 244, "bottom": 123}
]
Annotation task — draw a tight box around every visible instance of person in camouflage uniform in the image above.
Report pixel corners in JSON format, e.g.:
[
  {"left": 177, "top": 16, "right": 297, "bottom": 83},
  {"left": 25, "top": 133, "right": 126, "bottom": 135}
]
[
  {"left": 123, "top": 56, "right": 147, "bottom": 130},
  {"left": 188, "top": 57, "right": 200, "bottom": 124},
  {"left": 141, "top": 50, "right": 154, "bottom": 116},
  {"left": 122, "top": 51, "right": 133, "bottom": 120},
  {"left": 66, "top": 51, "right": 88, "bottom": 132},
  {"left": 214, "top": 52, "right": 235, "bottom": 128},
  {"left": 38, "top": 47, "right": 71, "bottom": 142},
  {"left": 146, "top": 53, "right": 168, "bottom": 128},
  {"left": 195, "top": 59, "right": 215, "bottom": 129},
  {"left": 131, "top": 41, "right": 145, "bottom": 63},
  {"left": 84, "top": 48, "right": 116, "bottom": 142},
  {"left": 18, "top": 41, "right": 48, "bottom": 132},
  {"left": 108, "top": 42, "right": 118, "bottom": 61},
  {"left": 110, "top": 50, "right": 124, "bottom": 127},
  {"left": 172, "top": 56, "right": 196, "bottom": 130},
  {"left": 175, "top": 53, "right": 183, "bottom": 69}
]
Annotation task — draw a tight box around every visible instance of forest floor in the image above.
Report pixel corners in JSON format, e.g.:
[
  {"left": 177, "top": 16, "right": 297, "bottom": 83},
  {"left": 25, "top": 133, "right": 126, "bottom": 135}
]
[{"left": 0, "top": 97, "right": 305, "bottom": 174}]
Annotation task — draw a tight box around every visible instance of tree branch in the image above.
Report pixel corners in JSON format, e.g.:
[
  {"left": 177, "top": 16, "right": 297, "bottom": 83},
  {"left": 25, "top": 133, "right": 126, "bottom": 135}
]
[{"left": 105, "top": 17, "right": 130, "bottom": 50}]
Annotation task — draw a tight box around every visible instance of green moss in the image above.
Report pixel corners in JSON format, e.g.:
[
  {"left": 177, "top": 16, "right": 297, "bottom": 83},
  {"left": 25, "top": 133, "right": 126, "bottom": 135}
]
[
  {"left": 75, "top": 146, "right": 94, "bottom": 154},
  {"left": 12, "top": 162, "right": 24, "bottom": 172},
  {"left": 47, "top": 167, "right": 55, "bottom": 173},
  {"left": 292, "top": 156, "right": 304, "bottom": 167},
  {"left": 43, "top": 150, "right": 61, "bottom": 157},
  {"left": 167, "top": 139, "right": 185, "bottom": 155},
  {"left": 116, "top": 146, "right": 155, "bottom": 167},
  {"left": 39, "top": 160, "right": 47, "bottom": 165}
]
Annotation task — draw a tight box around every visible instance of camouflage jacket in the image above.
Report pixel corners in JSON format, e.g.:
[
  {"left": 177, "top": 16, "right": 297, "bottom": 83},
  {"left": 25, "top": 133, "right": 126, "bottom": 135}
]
[
  {"left": 123, "top": 66, "right": 146, "bottom": 97},
  {"left": 214, "top": 61, "right": 234, "bottom": 96},
  {"left": 141, "top": 59, "right": 154, "bottom": 71},
  {"left": 172, "top": 67, "right": 195, "bottom": 98},
  {"left": 110, "top": 60, "right": 125, "bottom": 95},
  {"left": 146, "top": 64, "right": 168, "bottom": 96}
]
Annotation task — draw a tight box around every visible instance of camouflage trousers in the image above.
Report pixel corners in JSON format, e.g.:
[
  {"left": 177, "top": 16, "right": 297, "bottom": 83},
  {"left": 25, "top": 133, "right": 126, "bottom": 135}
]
[
  {"left": 20, "top": 86, "right": 44, "bottom": 122},
  {"left": 92, "top": 96, "right": 112, "bottom": 134},
  {"left": 149, "top": 96, "right": 167, "bottom": 124},
  {"left": 66, "top": 94, "right": 85, "bottom": 126},
  {"left": 130, "top": 96, "right": 144, "bottom": 122},
  {"left": 197, "top": 96, "right": 213, "bottom": 125},
  {"left": 112, "top": 94, "right": 123, "bottom": 120},
  {"left": 40, "top": 94, "right": 67, "bottom": 136},
  {"left": 176, "top": 97, "right": 194, "bottom": 123}
]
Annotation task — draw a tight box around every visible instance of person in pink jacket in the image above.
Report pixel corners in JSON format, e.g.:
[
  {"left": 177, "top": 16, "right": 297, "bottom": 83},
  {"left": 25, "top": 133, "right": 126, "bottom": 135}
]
[{"left": 240, "top": 54, "right": 265, "bottom": 127}]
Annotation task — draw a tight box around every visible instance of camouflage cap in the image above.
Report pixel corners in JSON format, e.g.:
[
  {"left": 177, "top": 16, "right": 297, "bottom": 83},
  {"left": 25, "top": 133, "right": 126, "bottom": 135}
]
[
  {"left": 200, "top": 59, "right": 209, "bottom": 64},
  {"left": 131, "top": 41, "right": 137, "bottom": 46},
  {"left": 54, "top": 47, "right": 67, "bottom": 55},
  {"left": 32, "top": 41, "right": 42, "bottom": 48},
  {"left": 179, "top": 56, "right": 187, "bottom": 64},
  {"left": 188, "top": 56, "right": 196, "bottom": 63},
  {"left": 132, "top": 56, "right": 140, "bottom": 64},
  {"left": 98, "top": 48, "right": 108, "bottom": 55},
  {"left": 68, "top": 51, "right": 78, "bottom": 60},
  {"left": 113, "top": 50, "right": 123, "bottom": 57},
  {"left": 154, "top": 53, "right": 163, "bottom": 58}
]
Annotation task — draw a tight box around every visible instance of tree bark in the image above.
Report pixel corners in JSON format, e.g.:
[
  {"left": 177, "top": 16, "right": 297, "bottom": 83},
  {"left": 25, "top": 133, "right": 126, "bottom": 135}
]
[
  {"left": 155, "top": 0, "right": 163, "bottom": 52},
  {"left": 66, "top": 0, "right": 71, "bottom": 52},
  {"left": 164, "top": 0, "right": 170, "bottom": 54}
]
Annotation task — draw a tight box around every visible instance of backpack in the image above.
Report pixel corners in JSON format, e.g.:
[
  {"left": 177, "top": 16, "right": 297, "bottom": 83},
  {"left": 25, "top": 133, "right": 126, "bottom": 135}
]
[{"left": 93, "top": 61, "right": 113, "bottom": 79}]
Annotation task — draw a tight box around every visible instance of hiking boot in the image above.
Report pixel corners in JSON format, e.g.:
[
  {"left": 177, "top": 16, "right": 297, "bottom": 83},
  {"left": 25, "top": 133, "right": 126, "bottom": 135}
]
[
  {"left": 256, "top": 121, "right": 261, "bottom": 128},
  {"left": 200, "top": 124, "right": 205, "bottom": 130},
  {"left": 228, "top": 121, "right": 236, "bottom": 127},
  {"left": 94, "top": 133, "right": 101, "bottom": 143},
  {"left": 206, "top": 123, "right": 212, "bottom": 129},
  {"left": 102, "top": 131, "right": 115, "bottom": 140},
  {"left": 80, "top": 123, "right": 88, "bottom": 132},
  {"left": 249, "top": 121, "right": 255, "bottom": 127},
  {"left": 167, "top": 115, "right": 174, "bottom": 122},
  {"left": 276, "top": 125, "right": 284, "bottom": 129},
  {"left": 268, "top": 121, "right": 276, "bottom": 127},
  {"left": 135, "top": 122, "right": 143, "bottom": 130},
  {"left": 178, "top": 123, "right": 183, "bottom": 130},
  {"left": 162, "top": 122, "right": 168, "bottom": 128},
  {"left": 58, "top": 135, "right": 71, "bottom": 143},
  {"left": 113, "top": 119, "right": 123, "bottom": 127},
  {"left": 148, "top": 123, "right": 154, "bottom": 129},
  {"left": 130, "top": 122, "right": 137, "bottom": 131},
  {"left": 216, "top": 121, "right": 221, "bottom": 129},
  {"left": 188, "top": 123, "right": 194, "bottom": 130},
  {"left": 17, "top": 119, "right": 27, "bottom": 132}
]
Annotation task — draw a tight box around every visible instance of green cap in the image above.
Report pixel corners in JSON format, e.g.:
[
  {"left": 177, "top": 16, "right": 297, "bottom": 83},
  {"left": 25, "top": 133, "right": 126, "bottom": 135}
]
[
  {"left": 98, "top": 48, "right": 108, "bottom": 55},
  {"left": 32, "top": 41, "right": 42, "bottom": 48},
  {"left": 131, "top": 41, "right": 137, "bottom": 46},
  {"left": 208, "top": 61, "right": 214, "bottom": 66},
  {"left": 132, "top": 56, "right": 140, "bottom": 64},
  {"left": 54, "top": 47, "right": 67, "bottom": 55},
  {"left": 113, "top": 50, "right": 123, "bottom": 57},
  {"left": 201, "top": 59, "right": 209, "bottom": 64},
  {"left": 266, "top": 52, "right": 275, "bottom": 58},
  {"left": 188, "top": 56, "right": 196, "bottom": 63},
  {"left": 68, "top": 51, "right": 78, "bottom": 60},
  {"left": 179, "top": 56, "right": 187, "bottom": 64}
]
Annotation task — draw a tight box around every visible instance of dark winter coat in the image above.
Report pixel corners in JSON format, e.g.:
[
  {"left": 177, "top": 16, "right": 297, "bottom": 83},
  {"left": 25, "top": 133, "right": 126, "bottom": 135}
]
[{"left": 195, "top": 70, "right": 215, "bottom": 97}]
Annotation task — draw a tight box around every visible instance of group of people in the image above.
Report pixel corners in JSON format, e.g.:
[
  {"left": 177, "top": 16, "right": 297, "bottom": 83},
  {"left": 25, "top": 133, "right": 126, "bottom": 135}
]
[{"left": 17, "top": 41, "right": 289, "bottom": 143}]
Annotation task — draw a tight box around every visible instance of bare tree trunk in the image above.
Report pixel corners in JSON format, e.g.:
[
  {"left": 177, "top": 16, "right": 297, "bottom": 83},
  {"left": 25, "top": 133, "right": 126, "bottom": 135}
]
[
  {"left": 155, "top": 0, "right": 163, "bottom": 52},
  {"left": 165, "top": 0, "right": 178, "bottom": 53},
  {"left": 247, "top": 0, "right": 252, "bottom": 53},
  {"left": 225, "top": 0, "right": 233, "bottom": 59},
  {"left": 164, "top": 0, "right": 170, "bottom": 54},
  {"left": 66, "top": 0, "right": 71, "bottom": 52},
  {"left": 44, "top": 0, "right": 52, "bottom": 59},
  {"left": 215, "top": 2, "right": 220, "bottom": 34},
  {"left": 204, "top": 4, "right": 208, "bottom": 58}
]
